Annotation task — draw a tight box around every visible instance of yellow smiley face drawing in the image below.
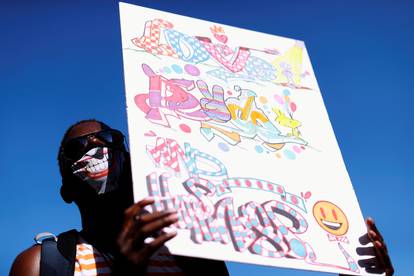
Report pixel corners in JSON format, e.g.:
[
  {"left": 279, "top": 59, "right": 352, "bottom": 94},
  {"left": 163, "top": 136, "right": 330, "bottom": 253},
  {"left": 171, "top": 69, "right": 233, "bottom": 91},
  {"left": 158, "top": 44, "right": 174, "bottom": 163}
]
[{"left": 313, "top": 201, "right": 349, "bottom": 236}]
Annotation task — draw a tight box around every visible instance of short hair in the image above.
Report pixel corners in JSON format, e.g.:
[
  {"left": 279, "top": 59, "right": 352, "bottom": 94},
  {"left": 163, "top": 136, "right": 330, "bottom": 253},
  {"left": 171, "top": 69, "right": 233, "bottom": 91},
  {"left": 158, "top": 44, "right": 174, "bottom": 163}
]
[{"left": 57, "top": 119, "right": 111, "bottom": 177}]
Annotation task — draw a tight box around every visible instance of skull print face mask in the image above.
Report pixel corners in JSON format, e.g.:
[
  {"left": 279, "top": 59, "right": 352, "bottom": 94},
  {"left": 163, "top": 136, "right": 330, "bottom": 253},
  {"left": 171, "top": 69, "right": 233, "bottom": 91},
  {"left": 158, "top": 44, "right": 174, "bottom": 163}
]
[{"left": 71, "top": 147, "right": 124, "bottom": 194}]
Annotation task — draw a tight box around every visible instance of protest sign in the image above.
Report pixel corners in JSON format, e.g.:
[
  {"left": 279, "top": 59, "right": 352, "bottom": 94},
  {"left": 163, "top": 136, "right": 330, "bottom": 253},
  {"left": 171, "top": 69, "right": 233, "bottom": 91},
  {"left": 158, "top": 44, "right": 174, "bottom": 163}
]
[{"left": 119, "top": 2, "right": 367, "bottom": 274}]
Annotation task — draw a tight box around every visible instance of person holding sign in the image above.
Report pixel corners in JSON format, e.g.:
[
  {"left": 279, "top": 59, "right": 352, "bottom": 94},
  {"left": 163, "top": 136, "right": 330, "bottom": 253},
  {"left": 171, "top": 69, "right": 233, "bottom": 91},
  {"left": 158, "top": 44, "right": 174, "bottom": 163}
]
[{"left": 10, "top": 120, "right": 393, "bottom": 275}]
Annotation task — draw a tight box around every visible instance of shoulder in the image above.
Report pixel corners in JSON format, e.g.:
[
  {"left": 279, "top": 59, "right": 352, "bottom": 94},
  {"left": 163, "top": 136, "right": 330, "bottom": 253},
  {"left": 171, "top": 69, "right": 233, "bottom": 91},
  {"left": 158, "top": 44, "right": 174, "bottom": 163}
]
[{"left": 10, "top": 245, "right": 41, "bottom": 276}]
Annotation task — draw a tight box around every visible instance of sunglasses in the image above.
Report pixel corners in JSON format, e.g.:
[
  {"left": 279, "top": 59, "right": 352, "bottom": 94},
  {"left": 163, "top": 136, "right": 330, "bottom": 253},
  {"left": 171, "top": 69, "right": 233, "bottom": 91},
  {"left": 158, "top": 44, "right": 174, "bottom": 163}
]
[{"left": 61, "top": 129, "right": 125, "bottom": 161}]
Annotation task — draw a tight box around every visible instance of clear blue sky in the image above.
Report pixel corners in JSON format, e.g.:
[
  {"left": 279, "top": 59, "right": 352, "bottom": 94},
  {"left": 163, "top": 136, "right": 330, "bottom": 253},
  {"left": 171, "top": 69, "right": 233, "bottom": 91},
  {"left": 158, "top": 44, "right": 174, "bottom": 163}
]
[{"left": 1, "top": 0, "right": 412, "bottom": 275}]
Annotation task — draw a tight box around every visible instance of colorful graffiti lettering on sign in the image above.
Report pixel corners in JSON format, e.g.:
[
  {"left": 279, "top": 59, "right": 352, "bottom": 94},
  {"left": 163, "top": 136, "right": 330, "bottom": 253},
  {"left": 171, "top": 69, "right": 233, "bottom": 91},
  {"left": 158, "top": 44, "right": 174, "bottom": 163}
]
[
  {"left": 196, "top": 80, "right": 231, "bottom": 123},
  {"left": 206, "top": 55, "right": 277, "bottom": 83},
  {"left": 134, "top": 63, "right": 308, "bottom": 159},
  {"left": 196, "top": 37, "right": 251, "bottom": 73},
  {"left": 130, "top": 19, "right": 311, "bottom": 87},
  {"left": 199, "top": 85, "right": 307, "bottom": 150},
  {"left": 143, "top": 136, "right": 359, "bottom": 272},
  {"left": 134, "top": 63, "right": 208, "bottom": 127}
]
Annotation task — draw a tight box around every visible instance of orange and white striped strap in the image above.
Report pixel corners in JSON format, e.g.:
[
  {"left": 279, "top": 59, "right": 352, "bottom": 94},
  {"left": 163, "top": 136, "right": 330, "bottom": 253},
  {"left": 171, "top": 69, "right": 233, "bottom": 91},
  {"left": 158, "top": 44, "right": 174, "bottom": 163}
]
[
  {"left": 74, "top": 243, "right": 112, "bottom": 276},
  {"left": 74, "top": 241, "right": 184, "bottom": 275}
]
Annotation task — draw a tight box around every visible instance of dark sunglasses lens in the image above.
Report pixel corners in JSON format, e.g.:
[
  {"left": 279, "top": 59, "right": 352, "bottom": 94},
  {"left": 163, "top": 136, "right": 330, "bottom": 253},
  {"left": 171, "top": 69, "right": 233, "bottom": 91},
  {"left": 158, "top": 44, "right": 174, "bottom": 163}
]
[
  {"left": 97, "top": 130, "right": 124, "bottom": 145},
  {"left": 62, "top": 129, "right": 124, "bottom": 160},
  {"left": 63, "top": 138, "right": 88, "bottom": 160}
]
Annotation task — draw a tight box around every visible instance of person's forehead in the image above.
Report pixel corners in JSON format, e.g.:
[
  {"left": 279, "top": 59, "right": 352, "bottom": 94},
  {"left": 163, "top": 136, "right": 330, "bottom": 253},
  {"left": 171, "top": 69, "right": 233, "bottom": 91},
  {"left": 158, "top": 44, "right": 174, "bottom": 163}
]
[{"left": 65, "top": 121, "right": 104, "bottom": 142}]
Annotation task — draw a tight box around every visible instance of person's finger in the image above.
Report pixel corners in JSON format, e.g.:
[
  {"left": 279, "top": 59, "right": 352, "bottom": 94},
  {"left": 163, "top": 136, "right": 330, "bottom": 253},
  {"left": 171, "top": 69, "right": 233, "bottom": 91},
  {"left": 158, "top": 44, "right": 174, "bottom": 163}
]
[
  {"left": 358, "top": 257, "right": 378, "bottom": 267},
  {"left": 370, "top": 230, "right": 390, "bottom": 254},
  {"left": 123, "top": 198, "right": 155, "bottom": 220},
  {"left": 137, "top": 198, "right": 155, "bottom": 208},
  {"left": 372, "top": 240, "right": 387, "bottom": 266},
  {"left": 368, "top": 240, "right": 394, "bottom": 275},
  {"left": 123, "top": 198, "right": 156, "bottom": 224},
  {"left": 125, "top": 198, "right": 155, "bottom": 217},
  {"left": 142, "top": 231, "right": 177, "bottom": 258},
  {"left": 365, "top": 266, "right": 387, "bottom": 274},
  {"left": 118, "top": 236, "right": 136, "bottom": 257},
  {"left": 385, "top": 266, "right": 394, "bottom": 276},
  {"left": 367, "top": 226, "right": 391, "bottom": 265},
  {"left": 119, "top": 214, "right": 139, "bottom": 243},
  {"left": 124, "top": 203, "right": 142, "bottom": 220},
  {"left": 136, "top": 210, "right": 177, "bottom": 225},
  {"left": 120, "top": 200, "right": 158, "bottom": 243},
  {"left": 123, "top": 211, "right": 177, "bottom": 251},
  {"left": 368, "top": 229, "right": 386, "bottom": 247},
  {"left": 366, "top": 218, "right": 384, "bottom": 242},
  {"left": 356, "top": 246, "right": 376, "bottom": 256},
  {"left": 359, "top": 232, "right": 371, "bottom": 245},
  {"left": 368, "top": 229, "right": 379, "bottom": 242},
  {"left": 140, "top": 213, "right": 179, "bottom": 237},
  {"left": 373, "top": 240, "right": 394, "bottom": 271},
  {"left": 364, "top": 218, "right": 394, "bottom": 276}
]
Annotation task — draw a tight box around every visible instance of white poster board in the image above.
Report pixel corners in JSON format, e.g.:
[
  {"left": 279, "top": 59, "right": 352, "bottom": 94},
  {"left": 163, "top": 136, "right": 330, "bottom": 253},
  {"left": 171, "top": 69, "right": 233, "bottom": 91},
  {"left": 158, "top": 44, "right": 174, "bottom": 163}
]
[{"left": 119, "top": 2, "right": 368, "bottom": 274}]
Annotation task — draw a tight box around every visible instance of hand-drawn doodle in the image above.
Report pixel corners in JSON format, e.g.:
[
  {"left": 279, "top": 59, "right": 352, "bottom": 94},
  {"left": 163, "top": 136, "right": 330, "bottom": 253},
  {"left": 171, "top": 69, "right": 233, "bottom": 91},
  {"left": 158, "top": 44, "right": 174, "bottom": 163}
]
[
  {"left": 272, "top": 107, "right": 302, "bottom": 138},
  {"left": 272, "top": 41, "right": 311, "bottom": 89},
  {"left": 311, "top": 201, "right": 358, "bottom": 272},
  {"left": 313, "top": 201, "right": 349, "bottom": 237}
]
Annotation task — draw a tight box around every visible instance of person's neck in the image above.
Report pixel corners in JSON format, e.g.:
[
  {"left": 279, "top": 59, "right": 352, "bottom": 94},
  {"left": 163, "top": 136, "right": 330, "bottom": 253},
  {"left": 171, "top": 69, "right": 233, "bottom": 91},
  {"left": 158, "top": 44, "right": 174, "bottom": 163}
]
[
  {"left": 80, "top": 215, "right": 121, "bottom": 253},
  {"left": 78, "top": 195, "right": 129, "bottom": 254}
]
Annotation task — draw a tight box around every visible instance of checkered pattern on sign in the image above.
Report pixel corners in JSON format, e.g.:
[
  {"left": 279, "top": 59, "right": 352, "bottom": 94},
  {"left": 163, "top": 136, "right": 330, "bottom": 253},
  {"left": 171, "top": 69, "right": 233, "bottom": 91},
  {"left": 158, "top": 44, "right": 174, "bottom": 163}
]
[
  {"left": 244, "top": 56, "right": 276, "bottom": 81},
  {"left": 132, "top": 19, "right": 178, "bottom": 58},
  {"left": 206, "top": 57, "right": 277, "bottom": 82},
  {"left": 199, "top": 40, "right": 250, "bottom": 73},
  {"left": 184, "top": 142, "right": 227, "bottom": 178},
  {"left": 164, "top": 29, "right": 210, "bottom": 63},
  {"left": 146, "top": 138, "right": 186, "bottom": 174}
]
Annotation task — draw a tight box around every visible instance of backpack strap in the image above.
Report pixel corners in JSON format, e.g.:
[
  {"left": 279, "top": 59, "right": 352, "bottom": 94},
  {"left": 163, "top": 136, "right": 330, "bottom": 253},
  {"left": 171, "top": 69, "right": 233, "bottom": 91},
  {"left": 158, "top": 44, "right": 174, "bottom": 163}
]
[{"left": 37, "top": 230, "right": 78, "bottom": 276}]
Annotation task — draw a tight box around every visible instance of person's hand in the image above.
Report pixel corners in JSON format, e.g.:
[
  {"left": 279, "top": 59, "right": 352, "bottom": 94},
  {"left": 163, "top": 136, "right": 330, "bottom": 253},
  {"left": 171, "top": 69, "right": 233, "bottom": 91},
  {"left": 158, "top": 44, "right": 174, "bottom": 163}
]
[
  {"left": 358, "top": 217, "right": 394, "bottom": 275},
  {"left": 340, "top": 217, "right": 394, "bottom": 276},
  {"left": 115, "top": 198, "right": 178, "bottom": 274}
]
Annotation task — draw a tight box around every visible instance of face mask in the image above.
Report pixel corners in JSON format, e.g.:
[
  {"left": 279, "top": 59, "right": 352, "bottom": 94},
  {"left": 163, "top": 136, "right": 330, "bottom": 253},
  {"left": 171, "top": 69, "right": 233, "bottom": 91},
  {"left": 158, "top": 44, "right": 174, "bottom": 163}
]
[{"left": 71, "top": 147, "right": 125, "bottom": 194}]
